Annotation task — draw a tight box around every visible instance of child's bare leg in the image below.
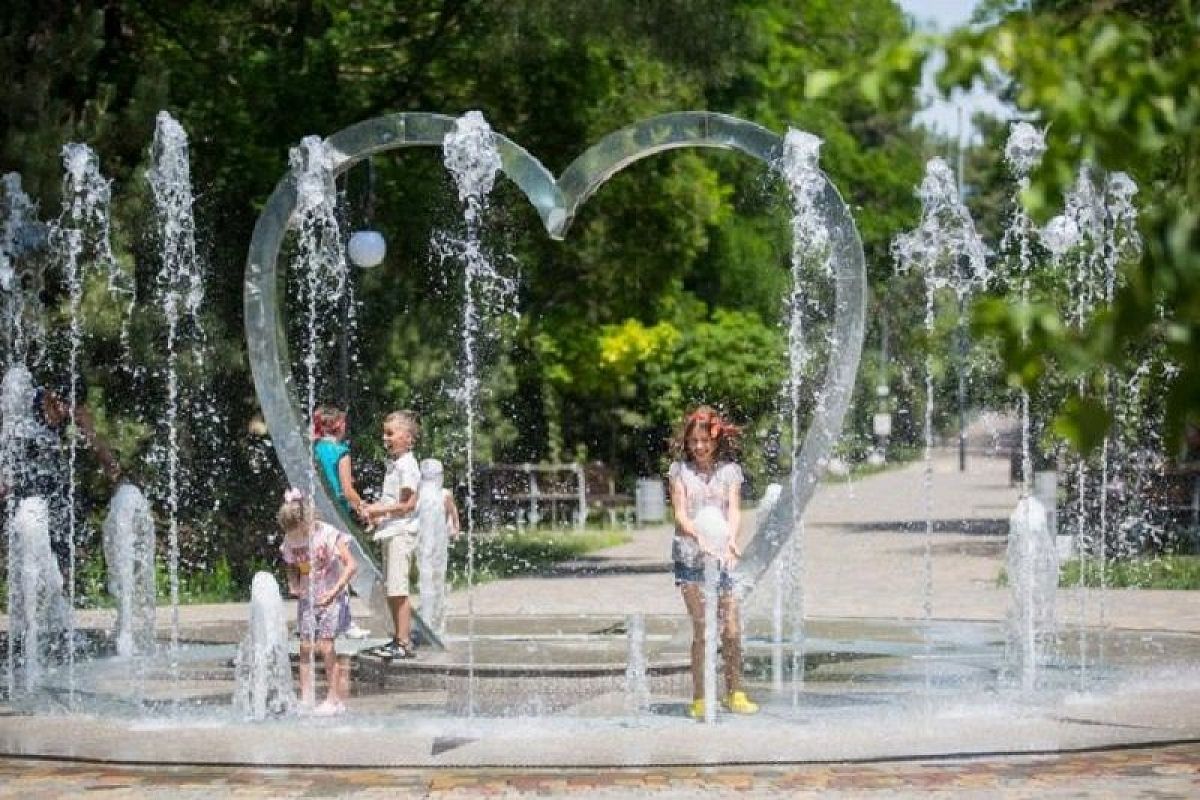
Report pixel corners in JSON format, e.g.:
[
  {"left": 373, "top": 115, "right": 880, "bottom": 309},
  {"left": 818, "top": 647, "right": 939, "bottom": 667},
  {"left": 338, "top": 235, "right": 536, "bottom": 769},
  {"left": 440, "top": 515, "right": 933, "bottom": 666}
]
[
  {"left": 719, "top": 594, "right": 742, "bottom": 695},
  {"left": 336, "top": 654, "right": 351, "bottom": 701},
  {"left": 389, "top": 594, "right": 412, "bottom": 643},
  {"left": 387, "top": 595, "right": 409, "bottom": 642},
  {"left": 680, "top": 583, "right": 706, "bottom": 700},
  {"left": 298, "top": 641, "right": 315, "bottom": 705},
  {"left": 317, "top": 639, "right": 338, "bottom": 703}
]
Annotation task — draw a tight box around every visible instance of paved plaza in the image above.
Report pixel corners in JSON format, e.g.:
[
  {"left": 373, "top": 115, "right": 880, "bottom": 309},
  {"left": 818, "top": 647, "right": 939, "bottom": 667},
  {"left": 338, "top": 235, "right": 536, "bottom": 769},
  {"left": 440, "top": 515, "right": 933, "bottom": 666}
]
[
  {"left": 2, "top": 742, "right": 1198, "bottom": 797},
  {"left": 3, "top": 442, "right": 1198, "bottom": 796}
]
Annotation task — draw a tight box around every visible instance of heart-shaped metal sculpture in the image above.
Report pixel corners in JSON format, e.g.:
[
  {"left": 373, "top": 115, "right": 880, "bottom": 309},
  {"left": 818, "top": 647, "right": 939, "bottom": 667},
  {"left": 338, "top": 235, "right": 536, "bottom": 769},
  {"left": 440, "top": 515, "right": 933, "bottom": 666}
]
[{"left": 244, "top": 111, "right": 865, "bottom": 624}]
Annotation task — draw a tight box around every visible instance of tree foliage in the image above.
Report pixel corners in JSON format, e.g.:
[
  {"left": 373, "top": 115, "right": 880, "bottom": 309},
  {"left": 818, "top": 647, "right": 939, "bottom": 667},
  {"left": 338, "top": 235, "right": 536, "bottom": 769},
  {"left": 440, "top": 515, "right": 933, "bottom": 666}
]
[
  {"left": 812, "top": 0, "right": 1200, "bottom": 450},
  {"left": 0, "top": 0, "right": 928, "bottom": 590}
]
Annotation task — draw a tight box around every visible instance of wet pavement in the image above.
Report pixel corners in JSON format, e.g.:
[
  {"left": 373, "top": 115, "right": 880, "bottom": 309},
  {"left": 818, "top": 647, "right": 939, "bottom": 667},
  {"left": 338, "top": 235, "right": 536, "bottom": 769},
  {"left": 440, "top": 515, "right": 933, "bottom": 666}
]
[
  {"left": 2, "top": 741, "right": 1198, "bottom": 798},
  {"left": 3, "top": 444, "right": 1199, "bottom": 794}
]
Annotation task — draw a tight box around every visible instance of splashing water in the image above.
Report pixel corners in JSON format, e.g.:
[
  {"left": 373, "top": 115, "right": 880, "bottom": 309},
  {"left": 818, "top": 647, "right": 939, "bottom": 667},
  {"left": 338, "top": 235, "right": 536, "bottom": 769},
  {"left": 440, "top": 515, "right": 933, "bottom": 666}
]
[
  {"left": 417, "top": 458, "right": 452, "bottom": 638},
  {"left": 0, "top": 173, "right": 47, "bottom": 366},
  {"left": 625, "top": 613, "right": 650, "bottom": 715},
  {"left": 287, "top": 134, "right": 348, "bottom": 685},
  {"left": 147, "top": 111, "right": 208, "bottom": 684},
  {"left": 3, "top": 367, "right": 55, "bottom": 697},
  {"left": 694, "top": 506, "right": 728, "bottom": 724},
  {"left": 1040, "top": 214, "right": 1080, "bottom": 258},
  {"left": 1006, "top": 495, "right": 1058, "bottom": 691},
  {"left": 998, "top": 124, "right": 1057, "bottom": 689},
  {"left": 101, "top": 484, "right": 157, "bottom": 661},
  {"left": 1003, "top": 122, "right": 1047, "bottom": 178},
  {"left": 892, "top": 158, "right": 989, "bottom": 300},
  {"left": 10, "top": 496, "right": 68, "bottom": 696},
  {"left": 53, "top": 143, "right": 127, "bottom": 706},
  {"left": 1002, "top": 123, "right": 1046, "bottom": 495},
  {"left": 893, "top": 156, "right": 988, "bottom": 702},
  {"left": 233, "top": 572, "right": 296, "bottom": 721},
  {"left": 1058, "top": 164, "right": 1142, "bottom": 686},
  {"left": 289, "top": 134, "right": 348, "bottom": 452},
  {"left": 775, "top": 129, "right": 835, "bottom": 705},
  {"left": 440, "top": 110, "right": 512, "bottom": 717}
]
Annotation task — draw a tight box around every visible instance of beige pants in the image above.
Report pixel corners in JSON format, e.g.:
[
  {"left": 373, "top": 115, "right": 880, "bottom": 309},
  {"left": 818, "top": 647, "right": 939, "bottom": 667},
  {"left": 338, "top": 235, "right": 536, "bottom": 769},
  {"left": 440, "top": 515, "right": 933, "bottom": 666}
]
[{"left": 383, "top": 531, "right": 418, "bottom": 596}]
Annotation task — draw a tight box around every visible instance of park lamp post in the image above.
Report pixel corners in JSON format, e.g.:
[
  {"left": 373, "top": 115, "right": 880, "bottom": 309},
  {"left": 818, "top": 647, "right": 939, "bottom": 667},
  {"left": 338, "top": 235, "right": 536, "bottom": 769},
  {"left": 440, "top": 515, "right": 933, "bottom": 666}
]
[
  {"left": 340, "top": 159, "right": 387, "bottom": 407},
  {"left": 870, "top": 384, "right": 892, "bottom": 467},
  {"left": 867, "top": 311, "right": 891, "bottom": 467}
]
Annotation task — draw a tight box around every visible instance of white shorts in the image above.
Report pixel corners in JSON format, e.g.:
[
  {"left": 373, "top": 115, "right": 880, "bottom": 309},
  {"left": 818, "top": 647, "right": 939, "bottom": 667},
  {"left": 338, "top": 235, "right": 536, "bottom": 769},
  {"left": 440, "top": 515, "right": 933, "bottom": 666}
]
[{"left": 384, "top": 531, "right": 418, "bottom": 597}]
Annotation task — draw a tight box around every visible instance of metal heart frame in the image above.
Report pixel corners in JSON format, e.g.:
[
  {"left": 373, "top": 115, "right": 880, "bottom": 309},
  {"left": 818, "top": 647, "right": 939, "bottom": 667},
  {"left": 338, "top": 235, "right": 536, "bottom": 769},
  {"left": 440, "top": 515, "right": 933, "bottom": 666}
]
[{"left": 244, "top": 111, "right": 865, "bottom": 630}]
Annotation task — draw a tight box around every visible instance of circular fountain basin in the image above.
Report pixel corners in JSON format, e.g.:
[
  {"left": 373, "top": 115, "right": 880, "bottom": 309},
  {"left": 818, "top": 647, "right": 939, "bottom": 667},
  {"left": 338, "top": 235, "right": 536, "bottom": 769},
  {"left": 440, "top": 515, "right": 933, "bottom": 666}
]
[{"left": 2, "top": 616, "right": 1198, "bottom": 767}]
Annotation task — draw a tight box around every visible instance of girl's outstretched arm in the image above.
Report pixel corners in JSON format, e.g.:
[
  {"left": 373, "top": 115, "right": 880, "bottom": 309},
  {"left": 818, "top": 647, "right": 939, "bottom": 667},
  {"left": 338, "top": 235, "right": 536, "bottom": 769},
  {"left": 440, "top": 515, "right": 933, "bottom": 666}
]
[
  {"left": 285, "top": 566, "right": 302, "bottom": 598},
  {"left": 669, "top": 477, "right": 701, "bottom": 544},
  {"left": 725, "top": 478, "right": 743, "bottom": 560},
  {"left": 337, "top": 453, "right": 364, "bottom": 515},
  {"left": 318, "top": 539, "right": 358, "bottom": 607},
  {"left": 74, "top": 404, "right": 121, "bottom": 482},
  {"left": 364, "top": 487, "right": 418, "bottom": 523},
  {"left": 444, "top": 492, "right": 461, "bottom": 537}
]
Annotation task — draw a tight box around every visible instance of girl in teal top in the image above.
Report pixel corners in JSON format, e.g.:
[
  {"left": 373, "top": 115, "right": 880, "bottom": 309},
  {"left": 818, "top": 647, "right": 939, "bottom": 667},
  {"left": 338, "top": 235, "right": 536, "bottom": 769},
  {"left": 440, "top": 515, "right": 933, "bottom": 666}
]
[{"left": 312, "top": 406, "right": 364, "bottom": 521}]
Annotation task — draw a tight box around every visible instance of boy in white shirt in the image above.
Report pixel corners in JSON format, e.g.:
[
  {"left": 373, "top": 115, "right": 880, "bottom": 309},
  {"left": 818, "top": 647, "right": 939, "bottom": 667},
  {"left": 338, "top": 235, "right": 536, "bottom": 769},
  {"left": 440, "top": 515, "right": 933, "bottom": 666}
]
[{"left": 362, "top": 410, "right": 421, "bottom": 659}]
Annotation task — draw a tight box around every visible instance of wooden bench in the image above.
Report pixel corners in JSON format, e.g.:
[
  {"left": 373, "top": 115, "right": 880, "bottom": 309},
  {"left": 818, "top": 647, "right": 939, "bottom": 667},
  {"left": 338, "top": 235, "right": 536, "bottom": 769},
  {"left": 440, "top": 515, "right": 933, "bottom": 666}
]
[
  {"left": 478, "top": 462, "right": 631, "bottom": 529},
  {"left": 1148, "top": 460, "right": 1200, "bottom": 551},
  {"left": 582, "top": 461, "right": 632, "bottom": 525}
]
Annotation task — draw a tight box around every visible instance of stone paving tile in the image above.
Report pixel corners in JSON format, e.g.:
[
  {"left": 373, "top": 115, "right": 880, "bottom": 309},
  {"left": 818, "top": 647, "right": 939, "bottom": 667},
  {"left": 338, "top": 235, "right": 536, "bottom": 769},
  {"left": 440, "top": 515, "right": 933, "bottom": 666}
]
[{"left": 1, "top": 743, "right": 1198, "bottom": 798}]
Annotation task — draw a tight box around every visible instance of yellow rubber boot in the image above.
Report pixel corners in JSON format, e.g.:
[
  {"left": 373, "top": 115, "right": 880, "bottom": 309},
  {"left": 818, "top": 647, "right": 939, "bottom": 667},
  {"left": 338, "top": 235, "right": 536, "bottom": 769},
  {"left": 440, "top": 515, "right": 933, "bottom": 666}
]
[
  {"left": 688, "top": 698, "right": 706, "bottom": 719},
  {"left": 724, "top": 691, "right": 759, "bottom": 714}
]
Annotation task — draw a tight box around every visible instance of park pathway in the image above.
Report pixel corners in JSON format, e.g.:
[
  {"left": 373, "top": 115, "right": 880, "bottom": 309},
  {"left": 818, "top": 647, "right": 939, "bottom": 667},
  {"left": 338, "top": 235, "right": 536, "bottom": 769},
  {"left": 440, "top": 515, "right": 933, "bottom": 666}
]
[{"left": 446, "top": 446, "right": 1200, "bottom": 633}]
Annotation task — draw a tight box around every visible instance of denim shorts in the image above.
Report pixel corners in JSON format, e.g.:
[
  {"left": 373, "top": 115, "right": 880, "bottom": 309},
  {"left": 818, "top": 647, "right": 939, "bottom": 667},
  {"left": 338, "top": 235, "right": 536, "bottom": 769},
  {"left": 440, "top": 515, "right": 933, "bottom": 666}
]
[{"left": 673, "top": 561, "right": 734, "bottom": 592}]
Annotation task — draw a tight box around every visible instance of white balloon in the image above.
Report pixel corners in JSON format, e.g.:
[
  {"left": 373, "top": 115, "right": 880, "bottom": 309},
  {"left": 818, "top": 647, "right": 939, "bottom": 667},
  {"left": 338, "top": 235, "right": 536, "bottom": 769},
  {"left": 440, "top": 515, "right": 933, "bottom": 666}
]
[{"left": 348, "top": 230, "right": 386, "bottom": 268}]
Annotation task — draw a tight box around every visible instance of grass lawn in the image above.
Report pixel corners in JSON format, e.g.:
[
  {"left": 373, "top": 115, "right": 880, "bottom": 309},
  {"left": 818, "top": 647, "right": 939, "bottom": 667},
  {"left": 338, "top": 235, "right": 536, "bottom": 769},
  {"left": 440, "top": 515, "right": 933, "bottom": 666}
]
[
  {"left": 447, "top": 526, "right": 632, "bottom": 588},
  {"left": 1058, "top": 555, "right": 1200, "bottom": 590},
  {"left": 0, "top": 527, "right": 632, "bottom": 611}
]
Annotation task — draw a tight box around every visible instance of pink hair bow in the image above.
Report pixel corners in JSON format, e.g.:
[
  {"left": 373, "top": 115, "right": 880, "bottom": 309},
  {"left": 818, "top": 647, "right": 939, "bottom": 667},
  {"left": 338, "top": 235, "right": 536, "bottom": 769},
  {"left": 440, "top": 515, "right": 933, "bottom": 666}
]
[{"left": 283, "top": 487, "right": 305, "bottom": 504}]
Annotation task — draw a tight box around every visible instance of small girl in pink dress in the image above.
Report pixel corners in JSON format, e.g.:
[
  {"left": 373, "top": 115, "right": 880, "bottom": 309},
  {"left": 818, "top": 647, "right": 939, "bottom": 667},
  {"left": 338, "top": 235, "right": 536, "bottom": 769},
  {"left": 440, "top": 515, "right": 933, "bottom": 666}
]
[{"left": 278, "top": 489, "right": 357, "bottom": 715}]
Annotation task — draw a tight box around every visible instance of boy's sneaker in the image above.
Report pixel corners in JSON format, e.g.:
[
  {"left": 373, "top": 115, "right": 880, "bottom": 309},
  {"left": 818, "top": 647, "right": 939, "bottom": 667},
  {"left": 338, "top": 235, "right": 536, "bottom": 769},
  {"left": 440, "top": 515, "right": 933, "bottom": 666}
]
[
  {"left": 344, "top": 623, "right": 369, "bottom": 639},
  {"left": 377, "top": 639, "right": 413, "bottom": 659}
]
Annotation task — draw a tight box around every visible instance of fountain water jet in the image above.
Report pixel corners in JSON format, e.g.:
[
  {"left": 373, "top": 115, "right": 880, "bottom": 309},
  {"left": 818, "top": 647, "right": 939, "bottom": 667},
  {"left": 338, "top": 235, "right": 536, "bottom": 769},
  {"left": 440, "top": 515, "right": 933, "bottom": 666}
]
[
  {"left": 147, "top": 111, "right": 207, "bottom": 678},
  {"left": 892, "top": 156, "right": 988, "bottom": 699},
  {"left": 52, "top": 143, "right": 125, "bottom": 706},
  {"left": 0, "top": 174, "right": 46, "bottom": 368},
  {"left": 101, "top": 483, "right": 157, "bottom": 660},
  {"left": 439, "top": 110, "right": 511, "bottom": 717},
  {"left": 1006, "top": 494, "right": 1058, "bottom": 690},
  {"left": 1055, "top": 163, "right": 1143, "bottom": 685},
  {"left": 624, "top": 613, "right": 649, "bottom": 715},
  {"left": 10, "top": 496, "right": 67, "bottom": 695},
  {"left": 775, "top": 129, "right": 834, "bottom": 705},
  {"left": 1001, "top": 122, "right": 1057, "bottom": 690},
  {"left": 233, "top": 572, "right": 295, "bottom": 721},
  {"left": 417, "top": 458, "right": 453, "bottom": 638}
]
